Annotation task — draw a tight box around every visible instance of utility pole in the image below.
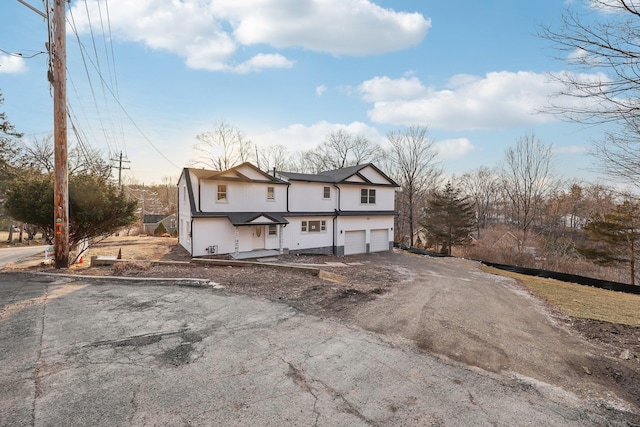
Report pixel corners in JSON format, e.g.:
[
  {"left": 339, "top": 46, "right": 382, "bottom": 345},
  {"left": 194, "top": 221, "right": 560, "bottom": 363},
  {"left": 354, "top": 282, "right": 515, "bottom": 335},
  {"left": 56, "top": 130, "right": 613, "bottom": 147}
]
[
  {"left": 19, "top": 0, "right": 69, "bottom": 268},
  {"left": 111, "top": 151, "right": 130, "bottom": 188},
  {"left": 52, "top": 0, "right": 69, "bottom": 268}
]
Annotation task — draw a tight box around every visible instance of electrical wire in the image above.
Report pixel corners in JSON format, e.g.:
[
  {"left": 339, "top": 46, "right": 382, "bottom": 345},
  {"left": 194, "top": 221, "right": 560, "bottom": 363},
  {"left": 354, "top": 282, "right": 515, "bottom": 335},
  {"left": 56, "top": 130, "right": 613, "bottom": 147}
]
[{"left": 0, "top": 47, "right": 47, "bottom": 58}]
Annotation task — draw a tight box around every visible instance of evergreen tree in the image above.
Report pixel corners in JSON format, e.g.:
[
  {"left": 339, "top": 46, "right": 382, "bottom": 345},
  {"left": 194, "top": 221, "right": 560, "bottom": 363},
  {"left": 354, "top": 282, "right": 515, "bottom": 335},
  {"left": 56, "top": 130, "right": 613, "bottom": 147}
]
[
  {"left": 421, "top": 181, "right": 476, "bottom": 255},
  {"left": 578, "top": 200, "right": 640, "bottom": 285},
  {"left": 5, "top": 172, "right": 138, "bottom": 248}
]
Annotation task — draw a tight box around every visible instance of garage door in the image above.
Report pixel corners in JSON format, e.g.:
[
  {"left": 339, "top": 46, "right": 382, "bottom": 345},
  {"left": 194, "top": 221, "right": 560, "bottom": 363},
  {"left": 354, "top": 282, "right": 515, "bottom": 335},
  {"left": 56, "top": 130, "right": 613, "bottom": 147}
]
[
  {"left": 344, "top": 230, "right": 366, "bottom": 255},
  {"left": 370, "top": 229, "right": 389, "bottom": 252}
]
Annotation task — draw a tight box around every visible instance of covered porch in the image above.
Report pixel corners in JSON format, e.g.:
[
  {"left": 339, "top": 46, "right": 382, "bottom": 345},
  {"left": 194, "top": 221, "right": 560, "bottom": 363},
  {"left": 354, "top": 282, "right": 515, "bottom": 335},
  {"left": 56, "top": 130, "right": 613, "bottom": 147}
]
[{"left": 227, "top": 212, "right": 288, "bottom": 259}]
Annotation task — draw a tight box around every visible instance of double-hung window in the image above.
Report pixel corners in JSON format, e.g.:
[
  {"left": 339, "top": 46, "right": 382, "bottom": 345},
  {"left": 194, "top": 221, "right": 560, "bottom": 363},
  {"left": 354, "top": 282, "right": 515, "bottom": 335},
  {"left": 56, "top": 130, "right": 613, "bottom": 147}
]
[
  {"left": 217, "top": 184, "right": 227, "bottom": 202},
  {"left": 360, "top": 188, "right": 376, "bottom": 204},
  {"left": 323, "top": 186, "right": 331, "bottom": 199},
  {"left": 301, "top": 220, "right": 326, "bottom": 233},
  {"left": 267, "top": 186, "right": 275, "bottom": 200}
]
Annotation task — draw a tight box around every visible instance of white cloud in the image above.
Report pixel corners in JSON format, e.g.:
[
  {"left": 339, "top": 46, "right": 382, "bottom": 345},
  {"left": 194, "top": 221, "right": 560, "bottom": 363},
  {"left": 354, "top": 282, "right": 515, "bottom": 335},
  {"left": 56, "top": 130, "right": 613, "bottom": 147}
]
[
  {"left": 0, "top": 54, "right": 27, "bottom": 74},
  {"left": 363, "top": 71, "right": 604, "bottom": 131},
  {"left": 70, "top": 0, "right": 430, "bottom": 73},
  {"left": 249, "top": 121, "right": 384, "bottom": 152},
  {"left": 225, "top": 0, "right": 430, "bottom": 56},
  {"left": 233, "top": 54, "right": 294, "bottom": 74},
  {"left": 434, "top": 138, "right": 475, "bottom": 160},
  {"left": 358, "top": 76, "right": 426, "bottom": 102},
  {"left": 316, "top": 85, "right": 327, "bottom": 97}
]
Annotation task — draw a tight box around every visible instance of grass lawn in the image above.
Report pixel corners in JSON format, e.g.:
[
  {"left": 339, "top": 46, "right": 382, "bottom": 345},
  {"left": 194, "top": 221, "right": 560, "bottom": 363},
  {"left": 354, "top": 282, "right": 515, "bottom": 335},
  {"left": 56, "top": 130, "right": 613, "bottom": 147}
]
[{"left": 484, "top": 266, "right": 640, "bottom": 327}]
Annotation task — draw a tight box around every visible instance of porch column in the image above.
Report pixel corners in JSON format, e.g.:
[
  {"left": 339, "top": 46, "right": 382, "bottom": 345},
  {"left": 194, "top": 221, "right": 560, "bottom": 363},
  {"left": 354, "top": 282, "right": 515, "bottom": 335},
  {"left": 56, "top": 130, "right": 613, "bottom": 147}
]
[
  {"left": 234, "top": 227, "right": 239, "bottom": 258},
  {"left": 278, "top": 224, "right": 283, "bottom": 255}
]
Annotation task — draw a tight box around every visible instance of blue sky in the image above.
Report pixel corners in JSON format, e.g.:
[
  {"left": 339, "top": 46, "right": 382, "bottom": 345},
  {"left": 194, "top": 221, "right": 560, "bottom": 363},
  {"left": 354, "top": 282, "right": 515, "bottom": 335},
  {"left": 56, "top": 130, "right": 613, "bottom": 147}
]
[{"left": 0, "top": 0, "right": 610, "bottom": 184}]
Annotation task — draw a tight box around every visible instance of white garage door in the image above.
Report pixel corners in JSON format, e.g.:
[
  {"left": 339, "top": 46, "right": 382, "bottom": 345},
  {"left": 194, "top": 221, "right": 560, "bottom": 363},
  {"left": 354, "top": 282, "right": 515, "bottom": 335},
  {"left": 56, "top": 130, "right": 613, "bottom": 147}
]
[
  {"left": 344, "top": 230, "right": 366, "bottom": 255},
  {"left": 370, "top": 229, "right": 389, "bottom": 252}
]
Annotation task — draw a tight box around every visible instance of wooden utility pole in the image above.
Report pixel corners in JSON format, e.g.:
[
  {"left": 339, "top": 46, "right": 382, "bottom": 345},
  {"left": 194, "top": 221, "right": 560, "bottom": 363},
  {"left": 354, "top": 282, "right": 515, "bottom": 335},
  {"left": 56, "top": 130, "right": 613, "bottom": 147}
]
[
  {"left": 111, "top": 151, "right": 130, "bottom": 188},
  {"left": 53, "top": 0, "right": 69, "bottom": 268}
]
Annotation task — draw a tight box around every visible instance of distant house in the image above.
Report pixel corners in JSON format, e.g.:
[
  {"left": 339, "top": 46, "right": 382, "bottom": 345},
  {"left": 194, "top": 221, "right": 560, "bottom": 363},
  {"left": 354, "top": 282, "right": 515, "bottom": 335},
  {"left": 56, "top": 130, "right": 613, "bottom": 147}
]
[
  {"left": 177, "top": 162, "right": 398, "bottom": 258},
  {"left": 143, "top": 213, "right": 176, "bottom": 235}
]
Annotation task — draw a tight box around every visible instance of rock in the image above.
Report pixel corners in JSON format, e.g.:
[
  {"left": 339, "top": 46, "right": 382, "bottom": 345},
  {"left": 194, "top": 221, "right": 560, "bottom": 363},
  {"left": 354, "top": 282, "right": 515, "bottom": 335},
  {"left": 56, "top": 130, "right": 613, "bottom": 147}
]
[
  {"left": 619, "top": 349, "right": 633, "bottom": 360},
  {"left": 582, "top": 366, "right": 592, "bottom": 375}
]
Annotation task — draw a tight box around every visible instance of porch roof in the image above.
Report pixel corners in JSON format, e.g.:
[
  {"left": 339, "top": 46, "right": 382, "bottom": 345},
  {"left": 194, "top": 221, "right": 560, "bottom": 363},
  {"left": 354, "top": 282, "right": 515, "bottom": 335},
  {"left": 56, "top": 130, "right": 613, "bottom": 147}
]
[{"left": 226, "top": 212, "right": 289, "bottom": 226}]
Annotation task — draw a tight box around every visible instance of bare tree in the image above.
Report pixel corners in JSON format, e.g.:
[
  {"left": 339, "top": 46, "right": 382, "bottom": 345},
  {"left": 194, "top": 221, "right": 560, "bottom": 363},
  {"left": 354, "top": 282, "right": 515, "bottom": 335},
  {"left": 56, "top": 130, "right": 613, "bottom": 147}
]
[
  {"left": 386, "top": 126, "right": 441, "bottom": 246},
  {"left": 459, "top": 166, "right": 500, "bottom": 239},
  {"left": 540, "top": 1, "right": 640, "bottom": 186},
  {"left": 192, "top": 121, "right": 253, "bottom": 170},
  {"left": 254, "top": 144, "right": 294, "bottom": 173},
  {"left": 305, "top": 129, "right": 382, "bottom": 171},
  {"left": 500, "top": 132, "right": 556, "bottom": 251},
  {"left": 16, "top": 134, "right": 54, "bottom": 173},
  {"left": 15, "top": 134, "right": 111, "bottom": 179}
]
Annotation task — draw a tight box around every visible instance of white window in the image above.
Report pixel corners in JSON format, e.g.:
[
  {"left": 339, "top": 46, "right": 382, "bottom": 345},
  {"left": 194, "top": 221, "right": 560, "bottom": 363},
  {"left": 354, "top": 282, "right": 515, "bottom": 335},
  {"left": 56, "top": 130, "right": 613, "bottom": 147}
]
[
  {"left": 268, "top": 225, "right": 277, "bottom": 236},
  {"left": 267, "top": 186, "right": 275, "bottom": 200},
  {"left": 361, "top": 188, "right": 376, "bottom": 204},
  {"left": 217, "top": 184, "right": 227, "bottom": 202},
  {"left": 301, "top": 220, "right": 325, "bottom": 233},
  {"left": 323, "top": 186, "right": 331, "bottom": 199}
]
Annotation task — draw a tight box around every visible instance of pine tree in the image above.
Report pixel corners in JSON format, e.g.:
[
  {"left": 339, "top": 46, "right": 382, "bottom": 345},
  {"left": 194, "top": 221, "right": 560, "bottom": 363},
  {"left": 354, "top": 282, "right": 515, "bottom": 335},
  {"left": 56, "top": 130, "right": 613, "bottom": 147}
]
[
  {"left": 578, "top": 200, "right": 640, "bottom": 285},
  {"left": 421, "top": 181, "right": 476, "bottom": 255}
]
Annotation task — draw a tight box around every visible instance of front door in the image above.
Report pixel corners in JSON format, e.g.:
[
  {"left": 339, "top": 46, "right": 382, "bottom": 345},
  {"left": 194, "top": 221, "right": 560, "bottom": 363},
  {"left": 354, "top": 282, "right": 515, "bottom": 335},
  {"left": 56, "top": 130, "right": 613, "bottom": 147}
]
[{"left": 251, "top": 225, "right": 265, "bottom": 250}]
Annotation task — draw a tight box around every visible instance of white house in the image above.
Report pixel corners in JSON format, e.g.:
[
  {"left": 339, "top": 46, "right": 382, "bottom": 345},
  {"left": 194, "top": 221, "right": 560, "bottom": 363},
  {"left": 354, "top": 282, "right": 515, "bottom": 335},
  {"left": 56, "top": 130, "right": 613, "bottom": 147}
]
[{"left": 177, "top": 162, "right": 398, "bottom": 258}]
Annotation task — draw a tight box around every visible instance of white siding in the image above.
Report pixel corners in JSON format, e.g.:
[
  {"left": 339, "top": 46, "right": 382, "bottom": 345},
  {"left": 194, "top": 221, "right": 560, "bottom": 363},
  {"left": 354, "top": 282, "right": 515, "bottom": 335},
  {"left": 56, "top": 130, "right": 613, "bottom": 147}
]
[
  {"left": 287, "top": 182, "right": 337, "bottom": 212},
  {"left": 199, "top": 181, "right": 287, "bottom": 212},
  {"left": 355, "top": 165, "right": 392, "bottom": 185},
  {"left": 338, "top": 186, "right": 395, "bottom": 211},
  {"left": 282, "top": 216, "right": 334, "bottom": 252},
  {"left": 177, "top": 173, "right": 192, "bottom": 253},
  {"left": 191, "top": 218, "right": 237, "bottom": 256}
]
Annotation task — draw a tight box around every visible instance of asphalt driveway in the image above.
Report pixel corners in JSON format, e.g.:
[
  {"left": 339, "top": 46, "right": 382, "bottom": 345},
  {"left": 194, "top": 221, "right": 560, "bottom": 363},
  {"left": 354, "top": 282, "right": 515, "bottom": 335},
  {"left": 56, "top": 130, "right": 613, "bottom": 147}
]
[{"left": 0, "top": 271, "right": 635, "bottom": 426}]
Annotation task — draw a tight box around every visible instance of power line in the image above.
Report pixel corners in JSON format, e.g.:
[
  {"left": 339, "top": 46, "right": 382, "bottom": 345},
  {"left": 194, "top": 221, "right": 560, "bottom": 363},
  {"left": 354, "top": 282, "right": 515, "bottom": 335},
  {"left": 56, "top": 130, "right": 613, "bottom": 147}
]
[{"left": 0, "top": 47, "right": 47, "bottom": 58}]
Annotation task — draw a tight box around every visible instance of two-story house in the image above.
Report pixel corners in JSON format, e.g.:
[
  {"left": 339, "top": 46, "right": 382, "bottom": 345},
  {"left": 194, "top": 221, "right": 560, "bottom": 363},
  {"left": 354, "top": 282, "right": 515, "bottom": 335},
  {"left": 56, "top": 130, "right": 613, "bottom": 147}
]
[{"left": 177, "top": 162, "right": 398, "bottom": 258}]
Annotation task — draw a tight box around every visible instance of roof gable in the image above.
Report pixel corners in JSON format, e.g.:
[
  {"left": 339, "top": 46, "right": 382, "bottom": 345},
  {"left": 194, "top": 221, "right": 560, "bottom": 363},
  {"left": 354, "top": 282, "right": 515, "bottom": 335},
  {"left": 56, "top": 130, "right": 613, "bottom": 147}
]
[
  {"left": 184, "top": 162, "right": 286, "bottom": 184},
  {"left": 278, "top": 163, "right": 397, "bottom": 186}
]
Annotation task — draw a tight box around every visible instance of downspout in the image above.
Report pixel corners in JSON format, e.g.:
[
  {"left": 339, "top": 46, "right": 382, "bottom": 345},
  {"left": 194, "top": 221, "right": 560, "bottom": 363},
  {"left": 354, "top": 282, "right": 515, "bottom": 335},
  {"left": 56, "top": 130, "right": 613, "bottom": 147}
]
[
  {"left": 198, "top": 184, "right": 202, "bottom": 212},
  {"left": 286, "top": 182, "right": 291, "bottom": 212},
  {"left": 333, "top": 184, "right": 340, "bottom": 255},
  {"left": 190, "top": 218, "right": 194, "bottom": 256}
]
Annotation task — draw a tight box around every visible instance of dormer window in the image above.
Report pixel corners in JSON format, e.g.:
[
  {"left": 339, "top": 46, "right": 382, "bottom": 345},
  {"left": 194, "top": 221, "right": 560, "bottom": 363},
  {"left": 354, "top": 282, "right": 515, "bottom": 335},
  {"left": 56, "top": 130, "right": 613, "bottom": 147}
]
[
  {"left": 361, "top": 188, "right": 376, "bottom": 204},
  {"left": 217, "top": 184, "right": 227, "bottom": 202}
]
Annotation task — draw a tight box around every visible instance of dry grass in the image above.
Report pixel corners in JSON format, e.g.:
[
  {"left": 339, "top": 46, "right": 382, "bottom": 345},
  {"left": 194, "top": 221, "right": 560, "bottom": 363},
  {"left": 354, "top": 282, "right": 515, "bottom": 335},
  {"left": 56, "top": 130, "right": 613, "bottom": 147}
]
[
  {"left": 81, "top": 235, "right": 178, "bottom": 261},
  {"left": 484, "top": 266, "right": 640, "bottom": 327}
]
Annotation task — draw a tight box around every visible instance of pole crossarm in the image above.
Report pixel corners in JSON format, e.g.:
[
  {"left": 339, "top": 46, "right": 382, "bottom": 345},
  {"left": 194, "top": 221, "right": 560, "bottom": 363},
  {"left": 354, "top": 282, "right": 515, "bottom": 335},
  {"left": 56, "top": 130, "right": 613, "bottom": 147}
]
[{"left": 16, "top": 0, "right": 47, "bottom": 19}]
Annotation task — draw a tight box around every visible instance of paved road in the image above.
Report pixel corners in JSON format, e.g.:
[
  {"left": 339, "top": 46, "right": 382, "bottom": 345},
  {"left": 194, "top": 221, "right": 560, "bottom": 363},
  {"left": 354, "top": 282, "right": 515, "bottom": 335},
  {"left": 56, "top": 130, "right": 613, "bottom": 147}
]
[
  {"left": 0, "top": 245, "right": 48, "bottom": 269},
  {"left": 0, "top": 271, "right": 634, "bottom": 426}
]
